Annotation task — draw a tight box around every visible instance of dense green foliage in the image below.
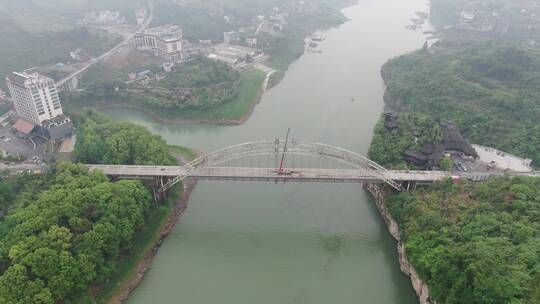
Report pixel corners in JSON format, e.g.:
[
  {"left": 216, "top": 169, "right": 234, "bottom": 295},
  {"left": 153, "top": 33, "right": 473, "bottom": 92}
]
[
  {"left": 157, "top": 68, "right": 266, "bottom": 120},
  {"left": 368, "top": 113, "right": 443, "bottom": 169},
  {"left": 70, "top": 58, "right": 242, "bottom": 110},
  {"left": 387, "top": 177, "right": 540, "bottom": 303},
  {"left": 0, "top": 173, "right": 51, "bottom": 219},
  {"left": 73, "top": 109, "right": 175, "bottom": 165},
  {"left": 0, "top": 163, "right": 153, "bottom": 303},
  {"left": 67, "top": 65, "right": 266, "bottom": 121},
  {"left": 382, "top": 43, "right": 540, "bottom": 167},
  {"left": 148, "top": 57, "right": 240, "bottom": 109}
]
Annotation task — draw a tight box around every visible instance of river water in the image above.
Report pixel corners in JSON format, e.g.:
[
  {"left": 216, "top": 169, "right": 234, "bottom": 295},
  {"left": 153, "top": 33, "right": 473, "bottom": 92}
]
[{"left": 112, "top": 0, "right": 432, "bottom": 303}]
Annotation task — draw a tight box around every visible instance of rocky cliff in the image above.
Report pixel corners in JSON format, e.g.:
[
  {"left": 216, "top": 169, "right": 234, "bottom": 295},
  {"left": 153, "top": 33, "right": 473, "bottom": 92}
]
[{"left": 365, "top": 184, "right": 434, "bottom": 304}]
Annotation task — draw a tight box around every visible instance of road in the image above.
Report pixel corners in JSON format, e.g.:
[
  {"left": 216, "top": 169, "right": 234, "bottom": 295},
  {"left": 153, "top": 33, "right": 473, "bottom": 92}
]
[
  {"left": 0, "top": 128, "right": 36, "bottom": 157},
  {"left": 0, "top": 163, "right": 45, "bottom": 173},
  {"left": 56, "top": 0, "right": 155, "bottom": 88}
]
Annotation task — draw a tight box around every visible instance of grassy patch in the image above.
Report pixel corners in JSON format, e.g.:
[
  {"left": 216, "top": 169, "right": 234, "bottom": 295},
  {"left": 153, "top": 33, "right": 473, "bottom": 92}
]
[
  {"left": 168, "top": 145, "right": 198, "bottom": 162},
  {"left": 268, "top": 70, "right": 286, "bottom": 89},
  {"left": 158, "top": 69, "right": 266, "bottom": 120}
]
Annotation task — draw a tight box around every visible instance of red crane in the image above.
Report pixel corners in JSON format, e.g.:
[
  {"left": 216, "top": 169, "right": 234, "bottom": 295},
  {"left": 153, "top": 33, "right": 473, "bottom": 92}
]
[{"left": 278, "top": 128, "right": 290, "bottom": 175}]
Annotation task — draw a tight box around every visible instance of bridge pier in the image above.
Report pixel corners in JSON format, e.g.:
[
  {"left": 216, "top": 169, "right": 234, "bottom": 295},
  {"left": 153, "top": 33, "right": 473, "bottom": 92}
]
[{"left": 143, "top": 176, "right": 169, "bottom": 204}]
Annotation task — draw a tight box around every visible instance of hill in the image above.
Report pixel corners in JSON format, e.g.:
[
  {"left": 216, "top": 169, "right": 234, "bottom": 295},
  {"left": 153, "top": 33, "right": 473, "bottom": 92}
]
[{"left": 382, "top": 43, "right": 540, "bottom": 167}]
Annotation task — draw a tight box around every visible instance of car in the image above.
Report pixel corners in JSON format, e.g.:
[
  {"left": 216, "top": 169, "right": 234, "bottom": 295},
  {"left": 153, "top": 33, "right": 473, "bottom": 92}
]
[{"left": 4, "top": 138, "right": 11, "bottom": 142}]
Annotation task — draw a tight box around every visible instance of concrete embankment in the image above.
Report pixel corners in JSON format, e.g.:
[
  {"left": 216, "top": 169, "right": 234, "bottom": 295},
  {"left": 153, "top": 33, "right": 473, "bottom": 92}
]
[{"left": 365, "top": 184, "right": 434, "bottom": 304}]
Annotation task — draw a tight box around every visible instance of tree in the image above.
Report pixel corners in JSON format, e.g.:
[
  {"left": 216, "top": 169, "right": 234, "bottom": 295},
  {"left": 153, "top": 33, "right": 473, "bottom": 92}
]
[
  {"left": 0, "top": 163, "right": 154, "bottom": 302},
  {"left": 440, "top": 157, "right": 454, "bottom": 171}
]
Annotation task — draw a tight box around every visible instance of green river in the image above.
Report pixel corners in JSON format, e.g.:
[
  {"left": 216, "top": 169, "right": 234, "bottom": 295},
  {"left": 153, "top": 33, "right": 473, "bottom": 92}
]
[{"left": 109, "top": 0, "right": 433, "bottom": 302}]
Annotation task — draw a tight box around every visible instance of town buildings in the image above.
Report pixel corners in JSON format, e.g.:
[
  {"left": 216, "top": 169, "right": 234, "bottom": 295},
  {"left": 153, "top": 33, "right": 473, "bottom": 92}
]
[
  {"left": 224, "top": 31, "right": 239, "bottom": 44},
  {"left": 134, "top": 25, "right": 185, "bottom": 64},
  {"left": 6, "top": 69, "right": 73, "bottom": 140},
  {"left": 6, "top": 69, "right": 63, "bottom": 126},
  {"left": 82, "top": 10, "right": 126, "bottom": 25},
  {"left": 207, "top": 44, "right": 260, "bottom": 67}
]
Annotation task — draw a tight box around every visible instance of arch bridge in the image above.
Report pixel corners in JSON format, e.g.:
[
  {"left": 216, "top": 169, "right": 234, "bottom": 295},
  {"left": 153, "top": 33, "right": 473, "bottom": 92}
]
[{"left": 87, "top": 140, "right": 454, "bottom": 198}]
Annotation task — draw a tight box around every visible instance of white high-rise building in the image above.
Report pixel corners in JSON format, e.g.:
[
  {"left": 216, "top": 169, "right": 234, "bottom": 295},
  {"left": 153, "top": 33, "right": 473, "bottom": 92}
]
[
  {"left": 134, "top": 25, "right": 185, "bottom": 64},
  {"left": 6, "top": 69, "right": 63, "bottom": 126}
]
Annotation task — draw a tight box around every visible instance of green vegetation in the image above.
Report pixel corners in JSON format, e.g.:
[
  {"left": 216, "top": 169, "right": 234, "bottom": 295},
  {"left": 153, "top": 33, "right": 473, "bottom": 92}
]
[
  {"left": 386, "top": 177, "right": 540, "bottom": 304},
  {"left": 382, "top": 43, "right": 540, "bottom": 167},
  {"left": 0, "top": 163, "right": 154, "bottom": 303},
  {"left": 368, "top": 113, "right": 443, "bottom": 169},
  {"left": 0, "top": 110, "right": 195, "bottom": 303},
  {"left": 157, "top": 68, "right": 265, "bottom": 120},
  {"left": 92, "top": 187, "right": 179, "bottom": 303},
  {"left": 439, "top": 156, "right": 453, "bottom": 171},
  {"left": 168, "top": 145, "right": 198, "bottom": 162},
  {"left": 67, "top": 65, "right": 266, "bottom": 122},
  {"left": 0, "top": 173, "right": 51, "bottom": 219},
  {"left": 70, "top": 57, "right": 242, "bottom": 110},
  {"left": 148, "top": 57, "right": 240, "bottom": 109},
  {"left": 0, "top": 24, "right": 120, "bottom": 84},
  {"left": 0, "top": 0, "right": 147, "bottom": 82},
  {"left": 73, "top": 109, "right": 176, "bottom": 165}
]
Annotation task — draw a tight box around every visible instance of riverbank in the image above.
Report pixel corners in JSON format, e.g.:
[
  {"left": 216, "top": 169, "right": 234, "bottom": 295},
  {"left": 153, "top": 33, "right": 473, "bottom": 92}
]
[
  {"left": 365, "top": 184, "right": 433, "bottom": 304},
  {"left": 106, "top": 0, "right": 434, "bottom": 302},
  {"left": 106, "top": 179, "right": 198, "bottom": 304},
  {"left": 66, "top": 68, "right": 266, "bottom": 126},
  {"left": 86, "top": 147, "right": 200, "bottom": 304}
]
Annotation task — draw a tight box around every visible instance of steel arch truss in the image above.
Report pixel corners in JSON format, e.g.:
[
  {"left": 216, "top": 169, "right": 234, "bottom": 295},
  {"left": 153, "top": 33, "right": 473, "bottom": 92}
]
[{"left": 160, "top": 140, "right": 402, "bottom": 192}]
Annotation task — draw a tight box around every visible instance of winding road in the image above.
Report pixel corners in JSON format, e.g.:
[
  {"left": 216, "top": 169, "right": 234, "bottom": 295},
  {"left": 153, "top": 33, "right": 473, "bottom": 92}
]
[{"left": 56, "top": 0, "right": 154, "bottom": 88}]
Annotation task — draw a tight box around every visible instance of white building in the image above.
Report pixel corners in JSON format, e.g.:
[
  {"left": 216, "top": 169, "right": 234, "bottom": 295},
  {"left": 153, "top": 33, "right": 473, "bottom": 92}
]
[
  {"left": 6, "top": 69, "right": 63, "bottom": 126},
  {"left": 224, "top": 31, "right": 239, "bottom": 44},
  {"left": 134, "top": 25, "right": 185, "bottom": 64}
]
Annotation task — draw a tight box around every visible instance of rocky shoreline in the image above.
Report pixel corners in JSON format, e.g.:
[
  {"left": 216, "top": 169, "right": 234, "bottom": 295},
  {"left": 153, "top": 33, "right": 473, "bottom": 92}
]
[{"left": 365, "top": 184, "right": 434, "bottom": 304}]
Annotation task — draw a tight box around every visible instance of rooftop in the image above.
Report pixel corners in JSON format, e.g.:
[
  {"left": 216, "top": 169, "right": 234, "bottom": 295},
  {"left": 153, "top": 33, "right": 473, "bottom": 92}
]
[
  {"left": 12, "top": 119, "right": 35, "bottom": 135},
  {"left": 6, "top": 69, "right": 54, "bottom": 87},
  {"left": 142, "top": 24, "right": 182, "bottom": 37}
]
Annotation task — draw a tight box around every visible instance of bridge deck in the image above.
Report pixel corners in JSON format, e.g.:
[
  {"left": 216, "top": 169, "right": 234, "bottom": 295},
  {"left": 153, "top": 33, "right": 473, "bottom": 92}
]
[{"left": 86, "top": 165, "right": 451, "bottom": 182}]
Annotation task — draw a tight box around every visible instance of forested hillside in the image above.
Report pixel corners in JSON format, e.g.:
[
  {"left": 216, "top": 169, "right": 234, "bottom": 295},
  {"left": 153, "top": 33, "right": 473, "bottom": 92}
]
[
  {"left": 0, "top": 110, "right": 190, "bottom": 303},
  {"left": 386, "top": 177, "right": 540, "bottom": 304},
  {"left": 0, "top": 163, "right": 153, "bottom": 303},
  {"left": 73, "top": 109, "right": 176, "bottom": 165},
  {"left": 368, "top": 113, "right": 443, "bottom": 169},
  {"left": 382, "top": 43, "right": 540, "bottom": 167}
]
